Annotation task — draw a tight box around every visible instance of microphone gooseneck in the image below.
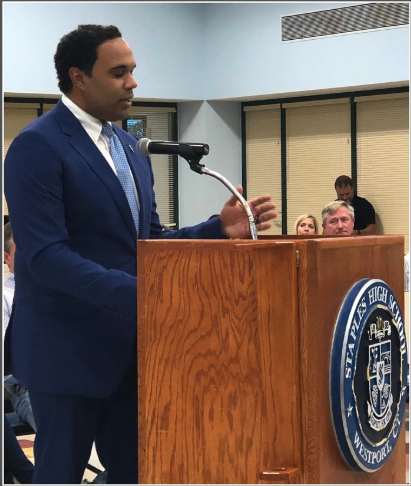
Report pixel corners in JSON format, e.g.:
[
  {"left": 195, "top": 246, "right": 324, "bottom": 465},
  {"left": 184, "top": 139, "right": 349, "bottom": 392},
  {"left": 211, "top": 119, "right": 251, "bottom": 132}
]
[
  {"left": 200, "top": 167, "right": 258, "bottom": 240},
  {"left": 136, "top": 138, "right": 258, "bottom": 240}
]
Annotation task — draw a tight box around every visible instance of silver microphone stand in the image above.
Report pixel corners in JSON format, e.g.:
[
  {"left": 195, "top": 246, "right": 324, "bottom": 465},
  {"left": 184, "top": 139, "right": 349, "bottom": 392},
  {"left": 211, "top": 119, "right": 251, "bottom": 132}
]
[
  {"left": 178, "top": 146, "right": 257, "bottom": 240},
  {"left": 137, "top": 139, "right": 258, "bottom": 240},
  {"left": 199, "top": 166, "right": 258, "bottom": 240}
]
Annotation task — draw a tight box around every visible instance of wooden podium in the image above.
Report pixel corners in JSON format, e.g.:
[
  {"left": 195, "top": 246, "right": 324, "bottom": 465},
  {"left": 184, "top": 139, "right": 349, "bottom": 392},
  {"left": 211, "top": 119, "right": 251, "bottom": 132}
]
[{"left": 136, "top": 235, "right": 406, "bottom": 484}]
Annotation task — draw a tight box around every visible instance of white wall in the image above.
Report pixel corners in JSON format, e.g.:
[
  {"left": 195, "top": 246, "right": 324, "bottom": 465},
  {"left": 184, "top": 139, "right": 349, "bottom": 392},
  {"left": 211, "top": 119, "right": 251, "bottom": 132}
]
[
  {"left": 203, "top": 2, "right": 409, "bottom": 100},
  {"left": 3, "top": 2, "right": 206, "bottom": 100},
  {"left": 177, "top": 101, "right": 242, "bottom": 227},
  {"left": 4, "top": 2, "right": 408, "bottom": 100}
]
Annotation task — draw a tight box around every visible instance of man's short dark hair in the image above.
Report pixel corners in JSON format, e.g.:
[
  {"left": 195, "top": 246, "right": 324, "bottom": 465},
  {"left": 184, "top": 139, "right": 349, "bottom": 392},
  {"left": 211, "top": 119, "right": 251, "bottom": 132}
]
[
  {"left": 4, "top": 221, "right": 13, "bottom": 254},
  {"left": 335, "top": 175, "right": 354, "bottom": 189},
  {"left": 54, "top": 24, "right": 122, "bottom": 94}
]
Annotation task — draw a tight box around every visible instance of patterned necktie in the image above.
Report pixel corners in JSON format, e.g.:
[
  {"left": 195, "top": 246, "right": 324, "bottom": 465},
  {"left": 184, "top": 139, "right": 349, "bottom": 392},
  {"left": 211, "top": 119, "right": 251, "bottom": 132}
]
[{"left": 101, "top": 122, "right": 139, "bottom": 236}]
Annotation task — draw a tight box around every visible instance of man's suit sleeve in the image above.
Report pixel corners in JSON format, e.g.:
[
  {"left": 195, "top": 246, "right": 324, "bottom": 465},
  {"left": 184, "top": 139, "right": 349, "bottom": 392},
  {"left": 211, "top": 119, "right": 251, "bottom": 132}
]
[{"left": 5, "top": 129, "right": 137, "bottom": 322}]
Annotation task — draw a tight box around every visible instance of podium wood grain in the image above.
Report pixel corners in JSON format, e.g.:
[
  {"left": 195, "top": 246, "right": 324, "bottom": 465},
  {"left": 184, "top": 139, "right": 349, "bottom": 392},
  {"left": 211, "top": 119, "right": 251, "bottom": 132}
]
[
  {"left": 137, "top": 236, "right": 406, "bottom": 484},
  {"left": 302, "top": 236, "right": 405, "bottom": 484},
  {"left": 138, "top": 240, "right": 302, "bottom": 483}
]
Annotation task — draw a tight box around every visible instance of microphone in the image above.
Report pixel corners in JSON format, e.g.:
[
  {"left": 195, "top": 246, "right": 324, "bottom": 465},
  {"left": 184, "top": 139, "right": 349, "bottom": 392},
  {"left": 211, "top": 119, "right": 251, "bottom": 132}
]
[
  {"left": 137, "top": 138, "right": 257, "bottom": 239},
  {"left": 136, "top": 138, "right": 209, "bottom": 158}
]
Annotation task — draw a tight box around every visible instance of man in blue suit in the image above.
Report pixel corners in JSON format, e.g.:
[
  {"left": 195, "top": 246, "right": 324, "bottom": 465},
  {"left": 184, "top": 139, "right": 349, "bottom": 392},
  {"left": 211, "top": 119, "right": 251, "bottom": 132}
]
[{"left": 4, "top": 24, "right": 277, "bottom": 484}]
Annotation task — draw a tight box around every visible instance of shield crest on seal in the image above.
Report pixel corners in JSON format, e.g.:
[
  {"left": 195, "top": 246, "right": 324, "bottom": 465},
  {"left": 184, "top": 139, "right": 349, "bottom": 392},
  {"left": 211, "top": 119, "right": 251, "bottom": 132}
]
[{"left": 368, "top": 340, "right": 392, "bottom": 427}]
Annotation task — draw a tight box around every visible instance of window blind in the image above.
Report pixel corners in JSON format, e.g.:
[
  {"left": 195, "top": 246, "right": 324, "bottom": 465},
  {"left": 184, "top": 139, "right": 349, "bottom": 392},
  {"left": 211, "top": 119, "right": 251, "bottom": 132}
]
[
  {"left": 245, "top": 105, "right": 282, "bottom": 235},
  {"left": 356, "top": 94, "right": 409, "bottom": 252},
  {"left": 285, "top": 101, "right": 351, "bottom": 234},
  {"left": 42, "top": 103, "right": 58, "bottom": 114}
]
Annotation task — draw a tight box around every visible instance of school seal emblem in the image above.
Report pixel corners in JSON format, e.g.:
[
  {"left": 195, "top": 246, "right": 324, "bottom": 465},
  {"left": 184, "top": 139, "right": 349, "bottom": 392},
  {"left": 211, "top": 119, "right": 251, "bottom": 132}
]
[{"left": 330, "top": 278, "right": 407, "bottom": 472}]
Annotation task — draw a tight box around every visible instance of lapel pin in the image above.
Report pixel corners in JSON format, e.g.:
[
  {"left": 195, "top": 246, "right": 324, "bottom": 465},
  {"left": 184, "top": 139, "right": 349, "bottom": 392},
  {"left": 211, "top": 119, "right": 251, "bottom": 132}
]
[{"left": 128, "top": 145, "right": 134, "bottom": 153}]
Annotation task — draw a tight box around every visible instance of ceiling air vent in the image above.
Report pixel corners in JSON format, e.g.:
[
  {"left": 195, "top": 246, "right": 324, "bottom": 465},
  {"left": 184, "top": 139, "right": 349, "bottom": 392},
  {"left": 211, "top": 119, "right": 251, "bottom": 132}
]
[{"left": 282, "top": 2, "right": 409, "bottom": 42}]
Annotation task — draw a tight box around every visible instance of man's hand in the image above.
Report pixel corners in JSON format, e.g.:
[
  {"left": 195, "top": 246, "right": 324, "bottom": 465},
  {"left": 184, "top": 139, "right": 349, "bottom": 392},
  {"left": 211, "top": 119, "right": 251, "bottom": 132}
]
[
  {"left": 220, "top": 186, "right": 277, "bottom": 239},
  {"left": 353, "top": 224, "right": 377, "bottom": 236}
]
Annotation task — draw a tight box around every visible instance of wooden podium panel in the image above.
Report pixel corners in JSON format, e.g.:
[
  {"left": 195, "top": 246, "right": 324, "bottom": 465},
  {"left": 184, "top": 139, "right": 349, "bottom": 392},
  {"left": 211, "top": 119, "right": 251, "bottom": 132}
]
[
  {"left": 137, "top": 235, "right": 406, "bottom": 484},
  {"left": 300, "top": 235, "right": 405, "bottom": 484},
  {"left": 137, "top": 240, "right": 302, "bottom": 483}
]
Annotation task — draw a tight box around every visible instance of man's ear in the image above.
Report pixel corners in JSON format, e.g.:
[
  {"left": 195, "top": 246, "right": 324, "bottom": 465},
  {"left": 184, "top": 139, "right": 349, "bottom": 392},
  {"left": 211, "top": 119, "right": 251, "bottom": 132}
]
[
  {"left": 69, "top": 67, "right": 87, "bottom": 91},
  {"left": 4, "top": 251, "right": 10, "bottom": 265}
]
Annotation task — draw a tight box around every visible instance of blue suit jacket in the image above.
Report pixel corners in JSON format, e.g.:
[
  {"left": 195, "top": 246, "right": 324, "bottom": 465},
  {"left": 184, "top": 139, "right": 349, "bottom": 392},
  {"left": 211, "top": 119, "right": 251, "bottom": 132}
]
[{"left": 4, "top": 100, "right": 224, "bottom": 398}]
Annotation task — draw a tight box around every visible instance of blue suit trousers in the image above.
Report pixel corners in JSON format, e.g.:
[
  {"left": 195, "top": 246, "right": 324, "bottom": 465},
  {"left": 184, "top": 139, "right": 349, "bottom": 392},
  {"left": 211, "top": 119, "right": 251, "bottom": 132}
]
[{"left": 29, "top": 361, "right": 138, "bottom": 484}]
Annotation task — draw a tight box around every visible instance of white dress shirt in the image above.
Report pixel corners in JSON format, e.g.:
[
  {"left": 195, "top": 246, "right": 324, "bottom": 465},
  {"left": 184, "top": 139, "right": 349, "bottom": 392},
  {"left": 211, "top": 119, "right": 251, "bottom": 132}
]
[
  {"left": 61, "top": 95, "right": 140, "bottom": 209},
  {"left": 4, "top": 272, "right": 18, "bottom": 389}
]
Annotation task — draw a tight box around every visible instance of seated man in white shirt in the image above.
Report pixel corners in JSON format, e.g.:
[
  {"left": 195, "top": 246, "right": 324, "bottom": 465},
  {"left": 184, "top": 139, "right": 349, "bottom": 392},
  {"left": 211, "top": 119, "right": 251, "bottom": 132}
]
[{"left": 4, "top": 222, "right": 37, "bottom": 432}]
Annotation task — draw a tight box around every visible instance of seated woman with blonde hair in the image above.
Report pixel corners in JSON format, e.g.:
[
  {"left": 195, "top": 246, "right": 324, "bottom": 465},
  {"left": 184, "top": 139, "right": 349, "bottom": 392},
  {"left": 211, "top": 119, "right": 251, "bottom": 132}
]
[{"left": 294, "top": 214, "right": 319, "bottom": 235}]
